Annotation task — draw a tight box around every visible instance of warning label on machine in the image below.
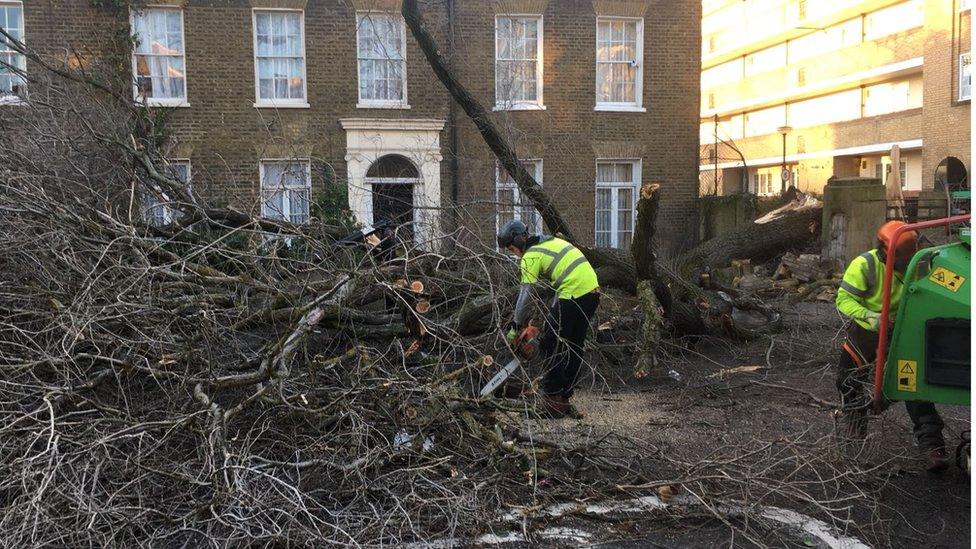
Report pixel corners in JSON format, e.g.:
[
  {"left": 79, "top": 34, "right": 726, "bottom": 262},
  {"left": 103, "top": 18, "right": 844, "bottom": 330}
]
[
  {"left": 928, "top": 267, "right": 965, "bottom": 293},
  {"left": 897, "top": 360, "right": 917, "bottom": 393}
]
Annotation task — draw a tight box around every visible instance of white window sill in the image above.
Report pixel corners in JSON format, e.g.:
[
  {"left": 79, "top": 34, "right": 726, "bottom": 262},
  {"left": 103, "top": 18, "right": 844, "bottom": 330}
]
[
  {"left": 357, "top": 101, "right": 411, "bottom": 110},
  {"left": 254, "top": 101, "right": 311, "bottom": 109},
  {"left": 594, "top": 104, "right": 646, "bottom": 112},
  {"left": 0, "top": 95, "right": 27, "bottom": 106},
  {"left": 960, "top": 95, "right": 972, "bottom": 102},
  {"left": 136, "top": 98, "right": 191, "bottom": 108},
  {"left": 493, "top": 103, "right": 547, "bottom": 111}
]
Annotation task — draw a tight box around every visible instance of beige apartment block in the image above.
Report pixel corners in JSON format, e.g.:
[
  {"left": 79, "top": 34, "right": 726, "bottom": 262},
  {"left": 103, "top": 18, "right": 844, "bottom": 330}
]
[{"left": 699, "top": 0, "right": 971, "bottom": 198}]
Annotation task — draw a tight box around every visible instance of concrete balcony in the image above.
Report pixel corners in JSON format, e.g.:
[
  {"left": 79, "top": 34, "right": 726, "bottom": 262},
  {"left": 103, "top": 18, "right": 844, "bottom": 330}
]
[
  {"left": 702, "top": 31, "right": 925, "bottom": 116},
  {"left": 702, "top": 0, "right": 910, "bottom": 67},
  {"left": 710, "top": 108, "right": 923, "bottom": 167}
]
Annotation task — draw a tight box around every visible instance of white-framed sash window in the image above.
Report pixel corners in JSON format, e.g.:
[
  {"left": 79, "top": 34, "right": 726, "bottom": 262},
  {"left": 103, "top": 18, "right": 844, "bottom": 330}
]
[
  {"left": 253, "top": 10, "right": 308, "bottom": 107},
  {"left": 260, "top": 160, "right": 311, "bottom": 224},
  {"left": 595, "top": 160, "right": 639, "bottom": 249},
  {"left": 495, "top": 15, "right": 544, "bottom": 110},
  {"left": 131, "top": 7, "right": 188, "bottom": 105},
  {"left": 0, "top": 1, "right": 25, "bottom": 103},
  {"left": 961, "top": 52, "right": 971, "bottom": 101},
  {"left": 595, "top": 17, "right": 644, "bottom": 111},
  {"left": 357, "top": 12, "right": 408, "bottom": 108},
  {"left": 144, "top": 160, "right": 191, "bottom": 226},
  {"left": 496, "top": 160, "right": 543, "bottom": 236}
]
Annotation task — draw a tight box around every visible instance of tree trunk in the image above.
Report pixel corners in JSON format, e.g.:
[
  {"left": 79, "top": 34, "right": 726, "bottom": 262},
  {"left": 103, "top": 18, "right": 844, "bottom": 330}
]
[
  {"left": 402, "top": 0, "right": 574, "bottom": 241},
  {"left": 631, "top": 183, "right": 665, "bottom": 371},
  {"left": 403, "top": 0, "right": 812, "bottom": 343},
  {"left": 674, "top": 206, "right": 822, "bottom": 283}
]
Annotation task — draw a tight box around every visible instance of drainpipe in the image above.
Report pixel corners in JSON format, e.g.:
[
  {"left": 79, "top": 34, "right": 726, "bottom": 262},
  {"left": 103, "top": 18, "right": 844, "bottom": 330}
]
[{"left": 446, "top": 0, "right": 460, "bottom": 236}]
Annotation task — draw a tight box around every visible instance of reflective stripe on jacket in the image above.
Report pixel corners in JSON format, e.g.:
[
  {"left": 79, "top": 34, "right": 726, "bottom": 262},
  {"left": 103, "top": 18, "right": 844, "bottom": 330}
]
[
  {"left": 835, "top": 248, "right": 904, "bottom": 332},
  {"left": 520, "top": 236, "right": 599, "bottom": 299}
]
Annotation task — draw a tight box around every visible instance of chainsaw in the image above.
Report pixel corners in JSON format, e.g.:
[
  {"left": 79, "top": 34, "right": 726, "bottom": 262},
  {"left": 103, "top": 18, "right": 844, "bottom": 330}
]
[{"left": 479, "top": 325, "right": 540, "bottom": 398}]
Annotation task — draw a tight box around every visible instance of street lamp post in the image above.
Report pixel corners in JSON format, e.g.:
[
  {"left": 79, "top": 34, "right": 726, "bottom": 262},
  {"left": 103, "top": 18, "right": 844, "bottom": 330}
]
[{"left": 777, "top": 125, "right": 793, "bottom": 195}]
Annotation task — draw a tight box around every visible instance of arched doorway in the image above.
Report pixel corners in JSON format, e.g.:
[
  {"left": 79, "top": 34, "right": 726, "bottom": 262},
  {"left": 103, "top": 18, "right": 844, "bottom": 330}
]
[
  {"left": 934, "top": 156, "right": 969, "bottom": 192},
  {"left": 934, "top": 156, "right": 969, "bottom": 217},
  {"left": 366, "top": 154, "right": 419, "bottom": 241}
]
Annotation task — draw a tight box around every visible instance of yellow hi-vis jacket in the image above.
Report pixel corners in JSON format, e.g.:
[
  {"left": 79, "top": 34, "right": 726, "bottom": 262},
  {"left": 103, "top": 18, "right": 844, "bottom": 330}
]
[
  {"left": 835, "top": 248, "right": 905, "bottom": 332},
  {"left": 519, "top": 236, "right": 599, "bottom": 299}
]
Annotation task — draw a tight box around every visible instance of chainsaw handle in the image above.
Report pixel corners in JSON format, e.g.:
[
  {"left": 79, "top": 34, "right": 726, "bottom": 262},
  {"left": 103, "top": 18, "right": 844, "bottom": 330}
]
[{"left": 513, "top": 325, "right": 540, "bottom": 349}]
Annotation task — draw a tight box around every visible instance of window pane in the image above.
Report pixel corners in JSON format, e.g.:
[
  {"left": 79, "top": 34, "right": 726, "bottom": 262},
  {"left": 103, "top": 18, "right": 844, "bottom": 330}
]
[
  {"left": 132, "top": 8, "right": 185, "bottom": 100},
  {"left": 255, "top": 11, "right": 304, "bottom": 101},
  {"left": 596, "top": 19, "right": 639, "bottom": 105},
  {"left": 962, "top": 53, "right": 972, "bottom": 100},
  {"left": 595, "top": 189, "right": 612, "bottom": 247},
  {"left": 358, "top": 14, "right": 405, "bottom": 102},
  {"left": 261, "top": 161, "right": 310, "bottom": 223},
  {"left": 617, "top": 187, "right": 634, "bottom": 250},
  {"left": 289, "top": 188, "right": 310, "bottom": 224},
  {"left": 262, "top": 189, "right": 285, "bottom": 220},
  {"left": 496, "top": 16, "right": 539, "bottom": 105}
]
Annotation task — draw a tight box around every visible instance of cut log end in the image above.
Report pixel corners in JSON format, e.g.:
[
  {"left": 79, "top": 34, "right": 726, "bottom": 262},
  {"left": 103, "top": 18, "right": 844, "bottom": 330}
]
[
  {"left": 410, "top": 280, "right": 425, "bottom": 293},
  {"left": 415, "top": 300, "right": 431, "bottom": 314}
]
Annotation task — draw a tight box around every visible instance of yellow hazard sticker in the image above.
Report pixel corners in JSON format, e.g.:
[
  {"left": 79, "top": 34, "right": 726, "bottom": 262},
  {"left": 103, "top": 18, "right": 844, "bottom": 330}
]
[
  {"left": 897, "top": 360, "right": 917, "bottom": 393},
  {"left": 928, "top": 267, "right": 965, "bottom": 293}
]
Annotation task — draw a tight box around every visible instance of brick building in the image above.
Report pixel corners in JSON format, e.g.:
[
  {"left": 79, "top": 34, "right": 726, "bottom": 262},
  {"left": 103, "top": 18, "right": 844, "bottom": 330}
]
[
  {"left": 1, "top": 0, "right": 702, "bottom": 252},
  {"left": 699, "top": 0, "right": 971, "bottom": 197}
]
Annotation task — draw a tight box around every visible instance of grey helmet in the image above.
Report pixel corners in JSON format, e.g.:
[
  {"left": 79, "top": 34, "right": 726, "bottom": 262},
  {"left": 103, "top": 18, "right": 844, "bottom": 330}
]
[{"left": 497, "top": 219, "right": 530, "bottom": 250}]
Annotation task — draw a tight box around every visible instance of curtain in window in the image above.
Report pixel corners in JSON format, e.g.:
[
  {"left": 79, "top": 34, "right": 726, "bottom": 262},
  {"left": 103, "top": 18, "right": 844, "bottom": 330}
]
[
  {"left": 596, "top": 20, "right": 637, "bottom": 104},
  {"left": 261, "top": 162, "right": 310, "bottom": 224},
  {"left": 144, "top": 161, "right": 190, "bottom": 226},
  {"left": 358, "top": 14, "right": 405, "bottom": 102},
  {"left": 595, "top": 162, "right": 636, "bottom": 250},
  {"left": 962, "top": 53, "right": 972, "bottom": 100},
  {"left": 0, "top": 5, "right": 25, "bottom": 96},
  {"left": 133, "top": 9, "right": 186, "bottom": 100},
  {"left": 255, "top": 12, "right": 305, "bottom": 101},
  {"left": 594, "top": 188, "right": 612, "bottom": 248},
  {"left": 495, "top": 17, "right": 539, "bottom": 105},
  {"left": 497, "top": 162, "right": 541, "bottom": 234}
]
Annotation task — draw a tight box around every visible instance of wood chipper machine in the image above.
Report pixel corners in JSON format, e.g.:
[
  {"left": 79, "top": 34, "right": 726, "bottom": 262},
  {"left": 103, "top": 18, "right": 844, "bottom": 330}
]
[{"left": 872, "top": 214, "right": 971, "bottom": 471}]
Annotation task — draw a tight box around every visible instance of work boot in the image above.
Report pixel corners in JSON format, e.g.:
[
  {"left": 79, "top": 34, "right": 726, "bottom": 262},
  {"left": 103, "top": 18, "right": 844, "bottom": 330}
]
[
  {"left": 562, "top": 397, "right": 584, "bottom": 420},
  {"left": 924, "top": 447, "right": 951, "bottom": 473},
  {"left": 536, "top": 394, "right": 570, "bottom": 419}
]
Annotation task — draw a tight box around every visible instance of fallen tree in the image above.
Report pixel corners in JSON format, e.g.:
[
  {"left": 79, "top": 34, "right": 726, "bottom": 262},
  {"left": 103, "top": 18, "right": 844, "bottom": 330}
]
[
  {"left": 0, "top": 7, "right": 892, "bottom": 547},
  {"left": 0, "top": 27, "right": 647, "bottom": 546},
  {"left": 401, "top": 0, "right": 811, "bottom": 343}
]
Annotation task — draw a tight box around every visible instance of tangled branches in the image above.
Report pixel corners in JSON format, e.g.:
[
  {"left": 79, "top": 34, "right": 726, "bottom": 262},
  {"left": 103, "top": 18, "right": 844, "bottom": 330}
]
[{"left": 0, "top": 60, "right": 642, "bottom": 546}]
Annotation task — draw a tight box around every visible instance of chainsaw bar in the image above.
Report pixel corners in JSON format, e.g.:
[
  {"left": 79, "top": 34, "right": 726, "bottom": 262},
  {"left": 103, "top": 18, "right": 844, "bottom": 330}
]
[{"left": 479, "top": 357, "right": 520, "bottom": 397}]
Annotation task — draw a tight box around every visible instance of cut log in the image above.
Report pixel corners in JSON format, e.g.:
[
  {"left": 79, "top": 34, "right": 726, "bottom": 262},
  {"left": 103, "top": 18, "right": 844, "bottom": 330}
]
[{"left": 779, "top": 253, "right": 832, "bottom": 282}]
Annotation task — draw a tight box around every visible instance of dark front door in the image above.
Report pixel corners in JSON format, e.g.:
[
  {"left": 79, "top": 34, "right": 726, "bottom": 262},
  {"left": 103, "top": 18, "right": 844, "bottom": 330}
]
[{"left": 371, "top": 182, "right": 414, "bottom": 242}]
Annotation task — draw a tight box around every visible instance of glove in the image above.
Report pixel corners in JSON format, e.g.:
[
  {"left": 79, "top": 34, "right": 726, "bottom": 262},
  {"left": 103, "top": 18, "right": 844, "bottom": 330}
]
[
  {"left": 506, "top": 328, "right": 519, "bottom": 345},
  {"left": 864, "top": 312, "right": 881, "bottom": 331}
]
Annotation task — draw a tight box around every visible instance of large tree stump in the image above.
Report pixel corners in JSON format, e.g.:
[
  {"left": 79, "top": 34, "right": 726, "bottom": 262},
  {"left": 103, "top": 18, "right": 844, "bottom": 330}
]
[{"left": 631, "top": 183, "right": 666, "bottom": 371}]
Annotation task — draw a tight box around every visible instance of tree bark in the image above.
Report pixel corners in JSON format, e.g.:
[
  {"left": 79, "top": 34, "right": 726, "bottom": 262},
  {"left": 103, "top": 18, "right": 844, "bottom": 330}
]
[
  {"left": 631, "top": 183, "right": 665, "bottom": 371},
  {"left": 674, "top": 206, "right": 822, "bottom": 283}
]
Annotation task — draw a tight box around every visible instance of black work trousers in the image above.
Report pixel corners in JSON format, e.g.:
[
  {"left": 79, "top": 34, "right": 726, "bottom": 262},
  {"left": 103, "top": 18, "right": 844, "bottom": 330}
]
[
  {"left": 539, "top": 292, "right": 600, "bottom": 399},
  {"left": 836, "top": 322, "right": 945, "bottom": 449}
]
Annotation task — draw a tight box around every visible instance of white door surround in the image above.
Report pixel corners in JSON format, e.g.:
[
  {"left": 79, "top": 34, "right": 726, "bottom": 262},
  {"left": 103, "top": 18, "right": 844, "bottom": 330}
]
[{"left": 340, "top": 118, "right": 445, "bottom": 246}]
